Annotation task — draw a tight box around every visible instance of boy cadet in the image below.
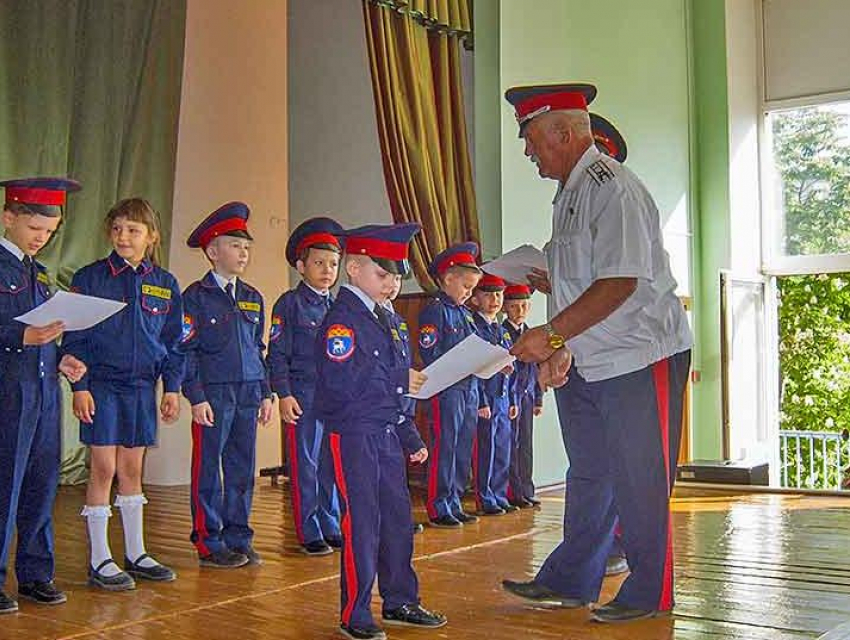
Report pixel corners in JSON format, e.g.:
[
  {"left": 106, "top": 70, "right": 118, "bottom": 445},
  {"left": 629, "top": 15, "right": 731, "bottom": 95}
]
[
  {"left": 315, "top": 223, "right": 446, "bottom": 640},
  {"left": 0, "top": 177, "right": 86, "bottom": 611},
  {"left": 181, "top": 202, "right": 274, "bottom": 567}
]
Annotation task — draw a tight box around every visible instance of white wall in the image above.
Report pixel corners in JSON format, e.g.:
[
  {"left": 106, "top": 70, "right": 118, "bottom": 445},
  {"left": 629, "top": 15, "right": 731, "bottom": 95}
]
[
  {"left": 287, "top": 0, "right": 392, "bottom": 264},
  {"left": 288, "top": 0, "right": 476, "bottom": 291},
  {"left": 145, "top": 0, "right": 289, "bottom": 485}
]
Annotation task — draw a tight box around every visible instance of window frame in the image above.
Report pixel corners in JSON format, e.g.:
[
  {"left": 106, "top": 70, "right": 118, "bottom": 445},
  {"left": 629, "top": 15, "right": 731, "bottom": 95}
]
[{"left": 759, "top": 95, "right": 850, "bottom": 277}]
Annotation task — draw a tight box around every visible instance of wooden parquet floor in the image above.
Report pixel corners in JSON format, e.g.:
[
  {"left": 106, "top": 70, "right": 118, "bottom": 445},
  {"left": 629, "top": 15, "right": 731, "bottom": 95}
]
[{"left": 2, "top": 483, "right": 850, "bottom": 640}]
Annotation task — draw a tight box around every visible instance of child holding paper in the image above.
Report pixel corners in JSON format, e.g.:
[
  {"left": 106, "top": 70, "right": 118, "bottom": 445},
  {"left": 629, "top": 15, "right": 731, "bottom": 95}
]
[
  {"left": 502, "top": 284, "right": 544, "bottom": 507},
  {"left": 65, "top": 198, "right": 184, "bottom": 591},
  {"left": 471, "top": 273, "right": 518, "bottom": 515},
  {"left": 417, "top": 243, "right": 482, "bottom": 528},
  {"left": 0, "top": 177, "right": 86, "bottom": 612},
  {"left": 315, "top": 223, "right": 445, "bottom": 640}
]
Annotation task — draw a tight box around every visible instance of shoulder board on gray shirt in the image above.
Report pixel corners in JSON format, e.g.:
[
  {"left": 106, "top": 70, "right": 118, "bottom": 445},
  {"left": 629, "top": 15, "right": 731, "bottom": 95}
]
[{"left": 585, "top": 160, "right": 615, "bottom": 186}]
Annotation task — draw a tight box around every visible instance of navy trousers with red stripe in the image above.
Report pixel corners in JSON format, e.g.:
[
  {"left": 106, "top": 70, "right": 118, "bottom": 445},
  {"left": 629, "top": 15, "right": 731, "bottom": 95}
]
[
  {"left": 330, "top": 428, "right": 419, "bottom": 628},
  {"left": 426, "top": 383, "right": 478, "bottom": 520},
  {"left": 535, "top": 351, "right": 690, "bottom": 611},
  {"left": 190, "top": 382, "right": 261, "bottom": 555},
  {"left": 474, "top": 396, "right": 511, "bottom": 511},
  {"left": 285, "top": 404, "right": 340, "bottom": 545}
]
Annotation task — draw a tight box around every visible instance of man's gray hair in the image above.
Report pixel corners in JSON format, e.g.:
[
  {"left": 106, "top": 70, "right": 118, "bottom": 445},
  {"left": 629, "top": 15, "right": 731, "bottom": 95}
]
[{"left": 547, "top": 109, "right": 591, "bottom": 137}]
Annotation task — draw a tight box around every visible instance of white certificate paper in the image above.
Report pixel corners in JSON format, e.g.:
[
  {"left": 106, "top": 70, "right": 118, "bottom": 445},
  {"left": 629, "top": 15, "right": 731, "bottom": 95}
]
[
  {"left": 15, "top": 290, "right": 127, "bottom": 332},
  {"left": 481, "top": 244, "right": 548, "bottom": 285},
  {"left": 409, "top": 334, "right": 515, "bottom": 400}
]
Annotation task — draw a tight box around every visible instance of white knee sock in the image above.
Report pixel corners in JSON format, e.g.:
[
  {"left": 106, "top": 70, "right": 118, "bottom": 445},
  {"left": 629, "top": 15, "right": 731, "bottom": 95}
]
[
  {"left": 82, "top": 505, "right": 121, "bottom": 577},
  {"left": 115, "top": 494, "right": 158, "bottom": 568}
]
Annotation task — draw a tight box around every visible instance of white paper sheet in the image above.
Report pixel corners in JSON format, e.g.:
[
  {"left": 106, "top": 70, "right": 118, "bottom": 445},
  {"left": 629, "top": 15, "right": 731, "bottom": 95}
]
[
  {"left": 409, "top": 334, "right": 515, "bottom": 400},
  {"left": 15, "top": 290, "right": 127, "bottom": 331},
  {"left": 481, "top": 244, "right": 548, "bottom": 285}
]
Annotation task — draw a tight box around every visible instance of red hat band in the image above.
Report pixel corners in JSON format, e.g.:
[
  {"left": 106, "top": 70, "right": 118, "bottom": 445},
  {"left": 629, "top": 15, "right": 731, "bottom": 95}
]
[
  {"left": 504, "top": 284, "right": 532, "bottom": 298},
  {"left": 296, "top": 232, "right": 341, "bottom": 256},
  {"left": 478, "top": 274, "right": 506, "bottom": 290},
  {"left": 516, "top": 91, "right": 588, "bottom": 125},
  {"left": 347, "top": 236, "right": 408, "bottom": 261},
  {"left": 436, "top": 252, "right": 477, "bottom": 274},
  {"left": 6, "top": 186, "right": 66, "bottom": 207},
  {"left": 198, "top": 217, "right": 249, "bottom": 248}
]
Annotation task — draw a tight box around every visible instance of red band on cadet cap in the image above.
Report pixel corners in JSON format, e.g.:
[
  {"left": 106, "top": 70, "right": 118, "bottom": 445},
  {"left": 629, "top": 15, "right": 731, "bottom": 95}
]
[
  {"left": 515, "top": 91, "right": 588, "bottom": 123},
  {"left": 478, "top": 273, "right": 506, "bottom": 289},
  {"left": 296, "top": 232, "right": 341, "bottom": 256},
  {"left": 437, "top": 251, "right": 477, "bottom": 274},
  {"left": 198, "top": 217, "right": 249, "bottom": 248},
  {"left": 346, "top": 236, "right": 409, "bottom": 261},
  {"left": 5, "top": 186, "right": 66, "bottom": 207},
  {"left": 504, "top": 284, "right": 532, "bottom": 298}
]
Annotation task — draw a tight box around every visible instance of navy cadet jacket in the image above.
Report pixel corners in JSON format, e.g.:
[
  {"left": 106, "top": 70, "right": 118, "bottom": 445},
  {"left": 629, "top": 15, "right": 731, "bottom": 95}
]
[
  {"left": 314, "top": 286, "right": 424, "bottom": 451},
  {"left": 473, "top": 314, "right": 514, "bottom": 410},
  {"left": 179, "top": 271, "right": 271, "bottom": 406},
  {"left": 64, "top": 251, "right": 184, "bottom": 392},
  {"left": 0, "top": 245, "right": 57, "bottom": 382},
  {"left": 266, "top": 281, "right": 332, "bottom": 401},
  {"left": 417, "top": 290, "right": 480, "bottom": 393},
  {"left": 503, "top": 320, "right": 543, "bottom": 410}
]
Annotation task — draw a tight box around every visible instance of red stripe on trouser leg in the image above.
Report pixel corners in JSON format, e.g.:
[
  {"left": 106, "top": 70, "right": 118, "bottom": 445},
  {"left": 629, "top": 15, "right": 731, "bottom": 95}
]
[
  {"left": 329, "top": 434, "right": 358, "bottom": 626},
  {"left": 190, "top": 421, "right": 211, "bottom": 556},
  {"left": 426, "top": 397, "right": 442, "bottom": 519},
  {"left": 285, "top": 424, "right": 305, "bottom": 544},
  {"left": 653, "top": 358, "right": 674, "bottom": 611}
]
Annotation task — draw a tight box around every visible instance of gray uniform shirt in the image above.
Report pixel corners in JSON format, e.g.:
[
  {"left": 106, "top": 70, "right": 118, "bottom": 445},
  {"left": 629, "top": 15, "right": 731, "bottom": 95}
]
[{"left": 543, "top": 146, "right": 692, "bottom": 382}]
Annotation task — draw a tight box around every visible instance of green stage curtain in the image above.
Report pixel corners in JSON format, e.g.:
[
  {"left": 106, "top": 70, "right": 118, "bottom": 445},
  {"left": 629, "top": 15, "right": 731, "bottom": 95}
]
[{"left": 0, "top": 0, "right": 186, "bottom": 482}]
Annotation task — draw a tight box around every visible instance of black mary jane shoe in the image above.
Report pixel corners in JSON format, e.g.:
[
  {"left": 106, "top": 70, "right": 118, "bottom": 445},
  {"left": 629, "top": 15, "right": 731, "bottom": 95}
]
[{"left": 125, "top": 554, "right": 177, "bottom": 581}]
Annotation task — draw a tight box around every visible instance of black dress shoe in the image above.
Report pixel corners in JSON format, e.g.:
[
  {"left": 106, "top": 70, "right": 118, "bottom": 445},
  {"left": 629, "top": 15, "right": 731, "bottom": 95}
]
[
  {"left": 591, "top": 600, "right": 669, "bottom": 623},
  {"left": 499, "top": 503, "right": 520, "bottom": 513},
  {"left": 526, "top": 496, "right": 541, "bottom": 507},
  {"left": 453, "top": 511, "right": 480, "bottom": 524},
  {"left": 413, "top": 523, "right": 425, "bottom": 534},
  {"left": 339, "top": 622, "right": 387, "bottom": 640},
  {"left": 199, "top": 549, "right": 249, "bottom": 568},
  {"left": 429, "top": 514, "right": 462, "bottom": 528},
  {"left": 232, "top": 547, "right": 263, "bottom": 565},
  {"left": 0, "top": 590, "right": 18, "bottom": 614},
  {"left": 605, "top": 555, "right": 629, "bottom": 576},
  {"left": 89, "top": 559, "right": 136, "bottom": 591},
  {"left": 382, "top": 603, "right": 447, "bottom": 628},
  {"left": 325, "top": 536, "right": 343, "bottom": 550},
  {"left": 501, "top": 579, "right": 587, "bottom": 608},
  {"left": 18, "top": 581, "right": 66, "bottom": 605},
  {"left": 511, "top": 497, "right": 534, "bottom": 509},
  {"left": 125, "top": 554, "right": 177, "bottom": 581},
  {"left": 481, "top": 505, "right": 505, "bottom": 516},
  {"left": 301, "top": 540, "right": 334, "bottom": 556}
]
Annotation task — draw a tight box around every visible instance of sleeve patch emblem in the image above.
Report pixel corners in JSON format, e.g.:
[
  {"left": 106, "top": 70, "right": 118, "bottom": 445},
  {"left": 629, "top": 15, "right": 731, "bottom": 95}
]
[
  {"left": 181, "top": 314, "right": 195, "bottom": 343},
  {"left": 270, "top": 315, "right": 283, "bottom": 342},
  {"left": 419, "top": 324, "right": 438, "bottom": 349},
  {"left": 326, "top": 323, "right": 355, "bottom": 362}
]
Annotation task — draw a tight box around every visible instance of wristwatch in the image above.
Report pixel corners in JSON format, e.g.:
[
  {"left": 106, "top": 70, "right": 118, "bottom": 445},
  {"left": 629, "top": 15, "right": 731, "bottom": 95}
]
[{"left": 543, "top": 322, "right": 566, "bottom": 350}]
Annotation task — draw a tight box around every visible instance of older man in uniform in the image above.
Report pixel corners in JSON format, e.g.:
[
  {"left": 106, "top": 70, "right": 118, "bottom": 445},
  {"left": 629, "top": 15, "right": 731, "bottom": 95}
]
[{"left": 500, "top": 84, "right": 692, "bottom": 623}]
